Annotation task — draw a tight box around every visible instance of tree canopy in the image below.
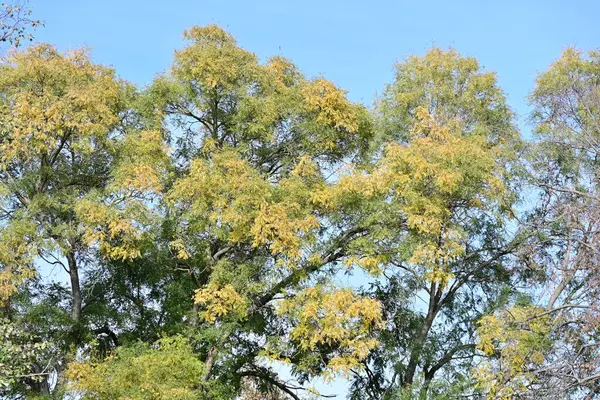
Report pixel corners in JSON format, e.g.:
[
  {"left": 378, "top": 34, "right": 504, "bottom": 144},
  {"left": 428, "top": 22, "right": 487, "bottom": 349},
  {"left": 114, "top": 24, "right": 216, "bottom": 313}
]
[{"left": 2, "top": 9, "right": 600, "bottom": 400}]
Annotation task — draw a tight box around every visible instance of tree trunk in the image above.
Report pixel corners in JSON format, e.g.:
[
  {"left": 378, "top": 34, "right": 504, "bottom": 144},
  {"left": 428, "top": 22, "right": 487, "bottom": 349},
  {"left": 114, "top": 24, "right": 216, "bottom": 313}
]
[
  {"left": 403, "top": 283, "right": 439, "bottom": 387},
  {"left": 66, "top": 249, "right": 82, "bottom": 322},
  {"left": 403, "top": 313, "right": 435, "bottom": 387},
  {"left": 29, "top": 363, "right": 50, "bottom": 395},
  {"left": 202, "top": 346, "right": 217, "bottom": 381},
  {"left": 419, "top": 371, "right": 434, "bottom": 400}
]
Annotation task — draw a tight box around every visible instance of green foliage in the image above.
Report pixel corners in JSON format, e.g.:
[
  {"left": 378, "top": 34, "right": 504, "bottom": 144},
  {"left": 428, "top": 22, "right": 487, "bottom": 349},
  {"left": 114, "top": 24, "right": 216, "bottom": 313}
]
[
  {"left": 346, "top": 48, "right": 521, "bottom": 399},
  {"left": 1, "top": 15, "right": 598, "bottom": 400},
  {"left": 68, "top": 336, "right": 205, "bottom": 400},
  {"left": 0, "top": 318, "right": 51, "bottom": 393}
]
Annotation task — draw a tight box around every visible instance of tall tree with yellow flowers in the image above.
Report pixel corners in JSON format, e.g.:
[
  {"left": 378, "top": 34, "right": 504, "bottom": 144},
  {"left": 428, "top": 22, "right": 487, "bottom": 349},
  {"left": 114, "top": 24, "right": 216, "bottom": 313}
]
[
  {"left": 67, "top": 25, "right": 383, "bottom": 399},
  {"left": 0, "top": 44, "right": 167, "bottom": 397},
  {"left": 346, "top": 49, "right": 523, "bottom": 399}
]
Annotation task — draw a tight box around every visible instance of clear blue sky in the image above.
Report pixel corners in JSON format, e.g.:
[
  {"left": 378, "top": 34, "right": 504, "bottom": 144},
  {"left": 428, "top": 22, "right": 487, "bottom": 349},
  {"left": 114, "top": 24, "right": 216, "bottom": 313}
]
[
  {"left": 29, "top": 0, "right": 600, "bottom": 134},
  {"left": 27, "top": 1, "right": 599, "bottom": 398}
]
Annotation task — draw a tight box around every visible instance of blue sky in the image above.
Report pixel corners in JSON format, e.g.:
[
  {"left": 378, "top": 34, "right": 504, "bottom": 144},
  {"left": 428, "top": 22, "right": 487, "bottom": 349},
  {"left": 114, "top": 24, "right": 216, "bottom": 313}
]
[
  {"left": 26, "top": 1, "right": 599, "bottom": 398},
  {"left": 29, "top": 0, "right": 600, "bottom": 136}
]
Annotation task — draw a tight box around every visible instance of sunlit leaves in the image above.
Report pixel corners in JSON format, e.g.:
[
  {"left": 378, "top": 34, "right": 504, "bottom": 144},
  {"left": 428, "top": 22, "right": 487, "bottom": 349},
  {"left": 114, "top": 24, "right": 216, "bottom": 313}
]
[
  {"left": 274, "top": 285, "right": 383, "bottom": 378},
  {"left": 75, "top": 199, "right": 144, "bottom": 261},
  {"left": 530, "top": 47, "right": 600, "bottom": 179},
  {"left": 346, "top": 47, "right": 521, "bottom": 398},
  {"left": 0, "top": 217, "right": 36, "bottom": 304},
  {"left": 153, "top": 24, "right": 373, "bottom": 166},
  {"left": 302, "top": 78, "right": 360, "bottom": 133},
  {"left": 111, "top": 129, "right": 169, "bottom": 193},
  {"left": 0, "top": 45, "right": 124, "bottom": 165},
  {"left": 176, "top": 25, "right": 258, "bottom": 92},
  {"left": 379, "top": 48, "right": 514, "bottom": 144},
  {"left": 474, "top": 306, "right": 554, "bottom": 399},
  {"left": 67, "top": 336, "right": 205, "bottom": 400},
  {"left": 318, "top": 106, "right": 511, "bottom": 285},
  {"left": 170, "top": 147, "right": 322, "bottom": 261},
  {"left": 194, "top": 283, "right": 248, "bottom": 323}
]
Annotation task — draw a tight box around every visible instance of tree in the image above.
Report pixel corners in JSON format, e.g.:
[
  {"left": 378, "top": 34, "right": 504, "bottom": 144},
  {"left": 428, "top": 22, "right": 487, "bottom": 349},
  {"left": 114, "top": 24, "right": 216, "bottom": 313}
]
[
  {"left": 0, "top": 44, "right": 165, "bottom": 396},
  {"left": 347, "top": 48, "right": 522, "bottom": 399},
  {"left": 475, "top": 48, "right": 600, "bottom": 399},
  {"left": 68, "top": 25, "right": 381, "bottom": 399},
  {"left": 4, "top": 17, "right": 595, "bottom": 400}
]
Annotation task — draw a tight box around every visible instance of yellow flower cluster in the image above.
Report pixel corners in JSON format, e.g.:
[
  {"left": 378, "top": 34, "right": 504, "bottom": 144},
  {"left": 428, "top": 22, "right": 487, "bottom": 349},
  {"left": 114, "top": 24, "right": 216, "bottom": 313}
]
[
  {"left": 194, "top": 283, "right": 248, "bottom": 323},
  {"left": 277, "top": 285, "right": 383, "bottom": 378}
]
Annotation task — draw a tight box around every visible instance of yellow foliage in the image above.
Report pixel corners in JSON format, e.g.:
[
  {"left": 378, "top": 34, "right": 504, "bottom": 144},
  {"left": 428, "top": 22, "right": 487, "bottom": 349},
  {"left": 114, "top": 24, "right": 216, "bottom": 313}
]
[
  {"left": 0, "top": 267, "right": 35, "bottom": 306},
  {"left": 474, "top": 306, "right": 554, "bottom": 399},
  {"left": 290, "top": 156, "right": 320, "bottom": 179},
  {"left": 302, "top": 78, "right": 360, "bottom": 133},
  {"left": 170, "top": 149, "right": 321, "bottom": 261},
  {"left": 342, "top": 255, "right": 384, "bottom": 275},
  {"left": 111, "top": 130, "right": 169, "bottom": 193},
  {"left": 170, "top": 239, "right": 191, "bottom": 260},
  {"left": 384, "top": 110, "right": 506, "bottom": 284},
  {"left": 251, "top": 202, "right": 319, "bottom": 260},
  {"left": 169, "top": 148, "right": 269, "bottom": 243},
  {"left": 0, "top": 44, "right": 123, "bottom": 166},
  {"left": 0, "top": 44, "right": 153, "bottom": 269},
  {"left": 175, "top": 25, "right": 258, "bottom": 91},
  {"left": 276, "top": 285, "right": 383, "bottom": 378},
  {"left": 0, "top": 220, "right": 37, "bottom": 305},
  {"left": 314, "top": 107, "right": 507, "bottom": 285},
  {"left": 76, "top": 200, "right": 142, "bottom": 261},
  {"left": 266, "top": 55, "right": 300, "bottom": 88},
  {"left": 194, "top": 283, "right": 248, "bottom": 323}
]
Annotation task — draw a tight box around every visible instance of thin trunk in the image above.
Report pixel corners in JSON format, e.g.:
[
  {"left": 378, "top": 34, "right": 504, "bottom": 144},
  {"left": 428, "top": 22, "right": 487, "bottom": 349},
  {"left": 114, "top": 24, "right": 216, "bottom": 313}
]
[
  {"left": 403, "top": 283, "right": 439, "bottom": 387},
  {"left": 419, "top": 372, "right": 434, "bottom": 400},
  {"left": 403, "top": 313, "right": 435, "bottom": 387},
  {"left": 203, "top": 346, "right": 217, "bottom": 381},
  {"left": 548, "top": 238, "right": 573, "bottom": 310},
  {"left": 29, "top": 364, "right": 50, "bottom": 396},
  {"left": 66, "top": 249, "right": 82, "bottom": 322}
]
